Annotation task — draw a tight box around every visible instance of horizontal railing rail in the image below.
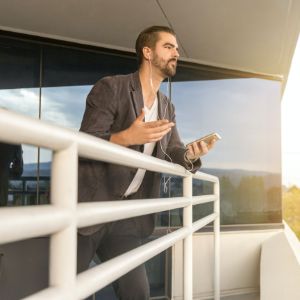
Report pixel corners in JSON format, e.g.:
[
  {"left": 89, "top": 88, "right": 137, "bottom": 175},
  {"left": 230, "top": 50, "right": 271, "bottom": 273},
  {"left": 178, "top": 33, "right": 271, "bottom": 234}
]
[{"left": 0, "top": 108, "right": 220, "bottom": 300}]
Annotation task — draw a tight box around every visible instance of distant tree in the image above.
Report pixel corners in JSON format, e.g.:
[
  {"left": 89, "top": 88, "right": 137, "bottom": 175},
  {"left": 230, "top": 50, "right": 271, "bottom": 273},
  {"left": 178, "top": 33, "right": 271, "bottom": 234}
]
[
  {"left": 288, "top": 185, "right": 300, "bottom": 194},
  {"left": 266, "top": 186, "right": 282, "bottom": 211},
  {"left": 236, "top": 176, "right": 265, "bottom": 212},
  {"left": 283, "top": 186, "right": 300, "bottom": 239}
]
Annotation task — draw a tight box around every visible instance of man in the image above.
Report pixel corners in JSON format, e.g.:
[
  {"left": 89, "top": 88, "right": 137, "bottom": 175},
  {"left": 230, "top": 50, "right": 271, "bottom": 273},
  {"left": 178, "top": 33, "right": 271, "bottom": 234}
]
[{"left": 77, "top": 26, "right": 215, "bottom": 300}]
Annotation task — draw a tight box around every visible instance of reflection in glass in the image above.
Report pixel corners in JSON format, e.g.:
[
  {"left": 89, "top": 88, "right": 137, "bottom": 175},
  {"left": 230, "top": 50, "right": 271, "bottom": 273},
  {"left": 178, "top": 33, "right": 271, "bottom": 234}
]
[
  {"left": 41, "top": 86, "right": 90, "bottom": 129},
  {"left": 167, "top": 78, "right": 282, "bottom": 225},
  {"left": 0, "top": 36, "right": 40, "bottom": 206},
  {"left": 0, "top": 88, "right": 39, "bottom": 118},
  {"left": 0, "top": 88, "right": 40, "bottom": 207},
  {"left": 35, "top": 148, "right": 53, "bottom": 205},
  {"left": 0, "top": 143, "right": 23, "bottom": 206},
  {"left": 0, "top": 88, "right": 40, "bottom": 206}
]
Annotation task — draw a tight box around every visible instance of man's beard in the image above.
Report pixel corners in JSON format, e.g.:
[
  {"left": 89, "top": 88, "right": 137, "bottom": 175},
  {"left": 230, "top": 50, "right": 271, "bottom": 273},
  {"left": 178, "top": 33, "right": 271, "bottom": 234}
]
[{"left": 152, "top": 55, "right": 177, "bottom": 78}]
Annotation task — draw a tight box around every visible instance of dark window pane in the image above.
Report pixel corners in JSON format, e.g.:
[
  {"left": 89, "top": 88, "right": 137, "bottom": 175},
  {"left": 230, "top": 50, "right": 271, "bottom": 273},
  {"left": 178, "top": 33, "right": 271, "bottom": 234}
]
[
  {"left": 43, "top": 46, "right": 136, "bottom": 87},
  {"left": 0, "top": 37, "right": 40, "bottom": 89}
]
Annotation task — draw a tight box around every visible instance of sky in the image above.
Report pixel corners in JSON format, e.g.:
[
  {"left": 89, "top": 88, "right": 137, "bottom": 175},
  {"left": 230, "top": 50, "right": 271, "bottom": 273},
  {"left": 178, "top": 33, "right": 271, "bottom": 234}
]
[{"left": 166, "top": 78, "right": 281, "bottom": 173}]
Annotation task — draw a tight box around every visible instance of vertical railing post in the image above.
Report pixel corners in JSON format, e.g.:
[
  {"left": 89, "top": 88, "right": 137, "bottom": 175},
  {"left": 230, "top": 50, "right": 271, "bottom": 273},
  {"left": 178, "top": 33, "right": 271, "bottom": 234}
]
[
  {"left": 183, "top": 175, "right": 193, "bottom": 300},
  {"left": 50, "top": 143, "right": 78, "bottom": 299},
  {"left": 214, "top": 179, "right": 220, "bottom": 300}
]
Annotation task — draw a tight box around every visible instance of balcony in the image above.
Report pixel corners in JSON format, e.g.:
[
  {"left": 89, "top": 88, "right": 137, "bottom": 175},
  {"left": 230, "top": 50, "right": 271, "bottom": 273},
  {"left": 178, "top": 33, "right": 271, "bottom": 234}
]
[
  {"left": 0, "top": 109, "right": 299, "bottom": 300},
  {"left": 1, "top": 2, "right": 300, "bottom": 298}
]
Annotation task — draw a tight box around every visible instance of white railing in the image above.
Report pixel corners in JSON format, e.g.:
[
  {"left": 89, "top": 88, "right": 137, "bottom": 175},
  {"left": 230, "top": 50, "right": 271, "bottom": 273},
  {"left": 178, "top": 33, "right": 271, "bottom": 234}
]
[{"left": 0, "top": 108, "right": 220, "bottom": 300}]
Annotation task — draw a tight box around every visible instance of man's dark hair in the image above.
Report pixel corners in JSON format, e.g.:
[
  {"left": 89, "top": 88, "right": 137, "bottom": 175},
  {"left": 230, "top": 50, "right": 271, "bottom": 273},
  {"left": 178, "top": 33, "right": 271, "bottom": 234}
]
[{"left": 135, "top": 25, "right": 176, "bottom": 66}]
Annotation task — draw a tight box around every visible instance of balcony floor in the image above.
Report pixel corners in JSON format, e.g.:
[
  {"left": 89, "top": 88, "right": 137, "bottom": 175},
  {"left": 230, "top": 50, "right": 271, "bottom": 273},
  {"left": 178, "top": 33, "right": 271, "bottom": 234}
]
[{"left": 221, "top": 292, "right": 260, "bottom": 300}]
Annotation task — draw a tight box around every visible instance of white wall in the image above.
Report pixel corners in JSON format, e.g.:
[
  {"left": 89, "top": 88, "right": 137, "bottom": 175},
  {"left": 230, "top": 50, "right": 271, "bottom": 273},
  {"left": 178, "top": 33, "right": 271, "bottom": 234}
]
[
  {"left": 260, "top": 224, "right": 300, "bottom": 300},
  {"left": 171, "top": 229, "right": 282, "bottom": 299}
]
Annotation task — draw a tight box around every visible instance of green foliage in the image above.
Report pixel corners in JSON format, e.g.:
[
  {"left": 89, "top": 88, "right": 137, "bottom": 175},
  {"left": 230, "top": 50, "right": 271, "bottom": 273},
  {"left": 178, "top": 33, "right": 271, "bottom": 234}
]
[{"left": 283, "top": 185, "right": 300, "bottom": 240}]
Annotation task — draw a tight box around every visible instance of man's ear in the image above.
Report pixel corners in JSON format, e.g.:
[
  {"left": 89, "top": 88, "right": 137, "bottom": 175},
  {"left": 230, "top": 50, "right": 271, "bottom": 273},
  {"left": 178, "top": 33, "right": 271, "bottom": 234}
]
[{"left": 143, "top": 47, "right": 152, "bottom": 61}]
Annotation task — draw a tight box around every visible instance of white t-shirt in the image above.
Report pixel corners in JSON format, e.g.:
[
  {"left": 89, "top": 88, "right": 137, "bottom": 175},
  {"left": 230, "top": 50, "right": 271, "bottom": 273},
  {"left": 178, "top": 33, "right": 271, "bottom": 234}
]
[{"left": 123, "top": 97, "right": 158, "bottom": 197}]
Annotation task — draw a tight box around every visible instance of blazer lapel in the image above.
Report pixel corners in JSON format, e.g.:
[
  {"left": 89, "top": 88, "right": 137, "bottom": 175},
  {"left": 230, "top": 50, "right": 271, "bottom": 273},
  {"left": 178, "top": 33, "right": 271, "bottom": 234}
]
[
  {"left": 130, "top": 71, "right": 144, "bottom": 118},
  {"left": 156, "top": 91, "right": 169, "bottom": 159},
  {"left": 157, "top": 91, "right": 165, "bottom": 121}
]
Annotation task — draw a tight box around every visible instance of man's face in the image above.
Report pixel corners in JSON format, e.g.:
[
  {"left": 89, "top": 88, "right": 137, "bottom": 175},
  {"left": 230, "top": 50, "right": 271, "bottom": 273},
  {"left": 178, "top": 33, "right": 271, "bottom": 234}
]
[{"left": 150, "top": 32, "right": 179, "bottom": 78}]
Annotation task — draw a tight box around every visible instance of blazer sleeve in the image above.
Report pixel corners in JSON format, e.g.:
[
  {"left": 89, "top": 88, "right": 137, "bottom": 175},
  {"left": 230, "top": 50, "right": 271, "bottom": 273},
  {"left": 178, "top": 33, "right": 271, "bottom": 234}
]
[
  {"left": 166, "top": 102, "right": 201, "bottom": 173},
  {"left": 80, "top": 78, "right": 117, "bottom": 141}
]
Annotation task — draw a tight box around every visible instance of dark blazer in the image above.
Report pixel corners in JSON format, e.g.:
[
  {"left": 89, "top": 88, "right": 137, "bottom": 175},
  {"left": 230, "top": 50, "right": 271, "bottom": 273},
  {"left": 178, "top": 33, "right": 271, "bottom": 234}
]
[{"left": 78, "top": 71, "right": 201, "bottom": 236}]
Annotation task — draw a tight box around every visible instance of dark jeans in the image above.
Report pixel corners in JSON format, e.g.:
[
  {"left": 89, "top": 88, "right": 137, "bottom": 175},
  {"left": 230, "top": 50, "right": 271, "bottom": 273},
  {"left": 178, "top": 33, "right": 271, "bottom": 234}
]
[{"left": 77, "top": 218, "right": 150, "bottom": 300}]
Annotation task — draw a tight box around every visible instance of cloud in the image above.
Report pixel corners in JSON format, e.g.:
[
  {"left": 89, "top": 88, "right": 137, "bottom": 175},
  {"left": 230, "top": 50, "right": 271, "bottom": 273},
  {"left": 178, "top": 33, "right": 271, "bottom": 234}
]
[
  {"left": 0, "top": 88, "right": 39, "bottom": 117},
  {"left": 41, "top": 85, "right": 91, "bottom": 129}
]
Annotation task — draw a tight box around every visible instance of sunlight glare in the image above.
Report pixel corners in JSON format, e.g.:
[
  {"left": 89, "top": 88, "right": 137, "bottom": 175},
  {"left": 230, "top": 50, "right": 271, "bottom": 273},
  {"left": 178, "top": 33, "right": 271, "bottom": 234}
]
[{"left": 282, "top": 33, "right": 300, "bottom": 187}]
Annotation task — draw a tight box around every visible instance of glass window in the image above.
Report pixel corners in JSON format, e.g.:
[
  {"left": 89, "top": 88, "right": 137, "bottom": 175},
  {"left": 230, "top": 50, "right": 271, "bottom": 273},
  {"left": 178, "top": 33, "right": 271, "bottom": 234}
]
[
  {"left": 0, "top": 37, "right": 40, "bottom": 206},
  {"left": 167, "top": 75, "right": 282, "bottom": 225}
]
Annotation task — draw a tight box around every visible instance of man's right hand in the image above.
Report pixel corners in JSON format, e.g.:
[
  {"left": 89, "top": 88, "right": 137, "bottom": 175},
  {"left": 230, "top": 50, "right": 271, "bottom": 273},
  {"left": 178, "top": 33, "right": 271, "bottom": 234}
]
[{"left": 110, "top": 109, "right": 174, "bottom": 147}]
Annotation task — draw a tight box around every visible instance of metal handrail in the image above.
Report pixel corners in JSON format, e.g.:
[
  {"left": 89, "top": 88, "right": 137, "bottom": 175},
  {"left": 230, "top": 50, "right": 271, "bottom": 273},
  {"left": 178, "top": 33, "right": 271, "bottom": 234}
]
[{"left": 0, "top": 108, "right": 220, "bottom": 300}]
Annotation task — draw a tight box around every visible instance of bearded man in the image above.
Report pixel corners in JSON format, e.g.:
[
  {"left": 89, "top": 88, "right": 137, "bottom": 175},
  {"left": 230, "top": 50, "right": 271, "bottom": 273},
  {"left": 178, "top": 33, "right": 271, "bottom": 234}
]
[{"left": 77, "top": 25, "right": 215, "bottom": 300}]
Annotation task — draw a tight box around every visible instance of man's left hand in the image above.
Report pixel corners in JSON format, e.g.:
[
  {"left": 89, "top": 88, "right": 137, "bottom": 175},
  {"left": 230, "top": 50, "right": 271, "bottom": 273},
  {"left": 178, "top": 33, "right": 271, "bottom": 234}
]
[{"left": 185, "top": 139, "right": 216, "bottom": 161}]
